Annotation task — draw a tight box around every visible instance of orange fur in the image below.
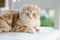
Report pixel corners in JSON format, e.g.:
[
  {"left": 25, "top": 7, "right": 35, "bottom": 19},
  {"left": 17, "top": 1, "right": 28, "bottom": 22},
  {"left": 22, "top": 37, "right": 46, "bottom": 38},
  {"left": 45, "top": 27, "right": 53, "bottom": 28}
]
[{"left": 0, "top": 4, "right": 40, "bottom": 33}]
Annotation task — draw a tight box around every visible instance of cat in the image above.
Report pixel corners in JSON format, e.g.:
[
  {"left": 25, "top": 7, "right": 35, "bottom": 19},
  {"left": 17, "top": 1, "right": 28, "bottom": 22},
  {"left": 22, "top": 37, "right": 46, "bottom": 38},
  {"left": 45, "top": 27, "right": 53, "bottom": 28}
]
[
  {"left": 0, "top": 11, "right": 18, "bottom": 32},
  {"left": 0, "top": 4, "right": 41, "bottom": 33},
  {"left": 13, "top": 4, "right": 41, "bottom": 33}
]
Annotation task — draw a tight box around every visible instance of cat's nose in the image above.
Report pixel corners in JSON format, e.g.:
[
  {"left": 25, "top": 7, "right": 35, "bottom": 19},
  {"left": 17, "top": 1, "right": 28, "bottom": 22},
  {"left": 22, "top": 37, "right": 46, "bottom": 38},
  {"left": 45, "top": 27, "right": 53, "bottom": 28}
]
[{"left": 29, "top": 15, "right": 32, "bottom": 19}]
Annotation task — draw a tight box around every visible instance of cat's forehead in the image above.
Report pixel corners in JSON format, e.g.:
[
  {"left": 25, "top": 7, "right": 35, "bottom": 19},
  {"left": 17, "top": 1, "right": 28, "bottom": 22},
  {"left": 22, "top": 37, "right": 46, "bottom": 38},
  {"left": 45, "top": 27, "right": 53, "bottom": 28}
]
[
  {"left": 23, "top": 4, "right": 39, "bottom": 11},
  {"left": 21, "top": 4, "right": 41, "bottom": 15}
]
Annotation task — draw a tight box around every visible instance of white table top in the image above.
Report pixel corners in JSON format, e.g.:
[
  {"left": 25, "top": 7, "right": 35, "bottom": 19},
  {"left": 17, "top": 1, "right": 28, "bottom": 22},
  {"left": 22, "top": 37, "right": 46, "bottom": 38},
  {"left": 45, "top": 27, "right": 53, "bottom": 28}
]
[{"left": 0, "top": 27, "right": 60, "bottom": 40}]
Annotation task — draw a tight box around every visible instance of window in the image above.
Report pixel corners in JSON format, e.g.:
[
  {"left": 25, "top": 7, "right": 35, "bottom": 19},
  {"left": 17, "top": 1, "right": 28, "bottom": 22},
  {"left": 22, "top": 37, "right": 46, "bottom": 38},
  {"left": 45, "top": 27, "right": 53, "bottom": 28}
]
[
  {"left": 40, "top": 9, "right": 55, "bottom": 27},
  {"left": 1, "top": 0, "right": 9, "bottom": 11},
  {"left": 0, "top": 0, "right": 5, "bottom": 7}
]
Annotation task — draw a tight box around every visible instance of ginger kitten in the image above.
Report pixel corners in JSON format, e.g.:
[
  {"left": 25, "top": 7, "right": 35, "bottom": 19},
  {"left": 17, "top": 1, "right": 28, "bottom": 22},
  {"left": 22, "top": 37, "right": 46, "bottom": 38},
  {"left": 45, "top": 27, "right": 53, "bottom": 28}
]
[{"left": 14, "top": 4, "right": 41, "bottom": 33}]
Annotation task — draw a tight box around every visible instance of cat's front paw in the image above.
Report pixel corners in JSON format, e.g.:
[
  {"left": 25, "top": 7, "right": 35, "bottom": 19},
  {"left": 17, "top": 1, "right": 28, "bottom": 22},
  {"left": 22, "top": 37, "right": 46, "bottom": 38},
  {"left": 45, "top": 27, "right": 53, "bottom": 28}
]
[
  {"left": 34, "top": 26, "right": 40, "bottom": 32},
  {"left": 25, "top": 28, "right": 36, "bottom": 34}
]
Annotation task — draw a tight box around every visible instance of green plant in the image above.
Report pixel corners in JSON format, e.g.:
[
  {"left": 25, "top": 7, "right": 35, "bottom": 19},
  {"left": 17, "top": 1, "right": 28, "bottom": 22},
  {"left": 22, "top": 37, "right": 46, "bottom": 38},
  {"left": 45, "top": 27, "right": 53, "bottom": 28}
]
[{"left": 40, "top": 16, "right": 54, "bottom": 27}]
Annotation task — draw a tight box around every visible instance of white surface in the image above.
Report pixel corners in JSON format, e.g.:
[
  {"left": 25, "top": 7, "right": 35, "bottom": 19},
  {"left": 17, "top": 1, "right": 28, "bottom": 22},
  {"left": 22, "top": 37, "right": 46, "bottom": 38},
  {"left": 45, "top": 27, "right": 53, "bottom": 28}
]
[{"left": 0, "top": 27, "right": 60, "bottom": 40}]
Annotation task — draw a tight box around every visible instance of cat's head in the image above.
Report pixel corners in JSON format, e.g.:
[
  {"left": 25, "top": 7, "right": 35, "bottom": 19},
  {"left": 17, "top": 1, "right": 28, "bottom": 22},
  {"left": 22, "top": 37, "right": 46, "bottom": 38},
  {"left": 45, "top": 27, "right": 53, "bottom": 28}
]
[{"left": 21, "top": 4, "right": 41, "bottom": 20}]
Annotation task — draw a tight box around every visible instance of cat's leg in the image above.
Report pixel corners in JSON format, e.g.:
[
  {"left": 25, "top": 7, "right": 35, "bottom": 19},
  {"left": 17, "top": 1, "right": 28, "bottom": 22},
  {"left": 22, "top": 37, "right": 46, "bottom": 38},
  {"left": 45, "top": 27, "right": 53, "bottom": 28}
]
[
  {"left": 34, "top": 20, "right": 40, "bottom": 32},
  {"left": 13, "top": 26, "right": 27, "bottom": 32},
  {"left": 34, "top": 26, "right": 40, "bottom": 32}
]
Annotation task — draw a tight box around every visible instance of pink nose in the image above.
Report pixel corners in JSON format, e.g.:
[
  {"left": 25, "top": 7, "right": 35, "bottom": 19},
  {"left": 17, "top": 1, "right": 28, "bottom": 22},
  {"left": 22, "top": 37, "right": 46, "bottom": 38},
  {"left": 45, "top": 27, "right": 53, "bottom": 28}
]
[{"left": 29, "top": 16, "right": 33, "bottom": 19}]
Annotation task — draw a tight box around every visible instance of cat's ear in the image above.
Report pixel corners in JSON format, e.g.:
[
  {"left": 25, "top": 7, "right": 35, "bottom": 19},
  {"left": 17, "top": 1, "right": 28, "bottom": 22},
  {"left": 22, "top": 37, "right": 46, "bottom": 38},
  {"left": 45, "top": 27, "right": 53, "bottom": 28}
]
[
  {"left": 22, "top": 5, "right": 27, "bottom": 11},
  {"left": 38, "top": 8, "right": 41, "bottom": 15}
]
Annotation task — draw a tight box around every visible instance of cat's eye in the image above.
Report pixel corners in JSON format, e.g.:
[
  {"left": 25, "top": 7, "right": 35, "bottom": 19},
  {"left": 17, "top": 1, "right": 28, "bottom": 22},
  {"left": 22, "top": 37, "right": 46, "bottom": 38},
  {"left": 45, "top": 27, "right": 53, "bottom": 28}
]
[
  {"left": 33, "top": 13, "right": 36, "bottom": 17},
  {"left": 26, "top": 13, "right": 29, "bottom": 16}
]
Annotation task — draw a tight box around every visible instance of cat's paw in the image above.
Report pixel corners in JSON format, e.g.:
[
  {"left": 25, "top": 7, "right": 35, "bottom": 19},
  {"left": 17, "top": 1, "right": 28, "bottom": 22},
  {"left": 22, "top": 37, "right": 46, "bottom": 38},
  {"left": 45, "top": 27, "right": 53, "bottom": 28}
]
[{"left": 25, "top": 28, "right": 36, "bottom": 34}]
